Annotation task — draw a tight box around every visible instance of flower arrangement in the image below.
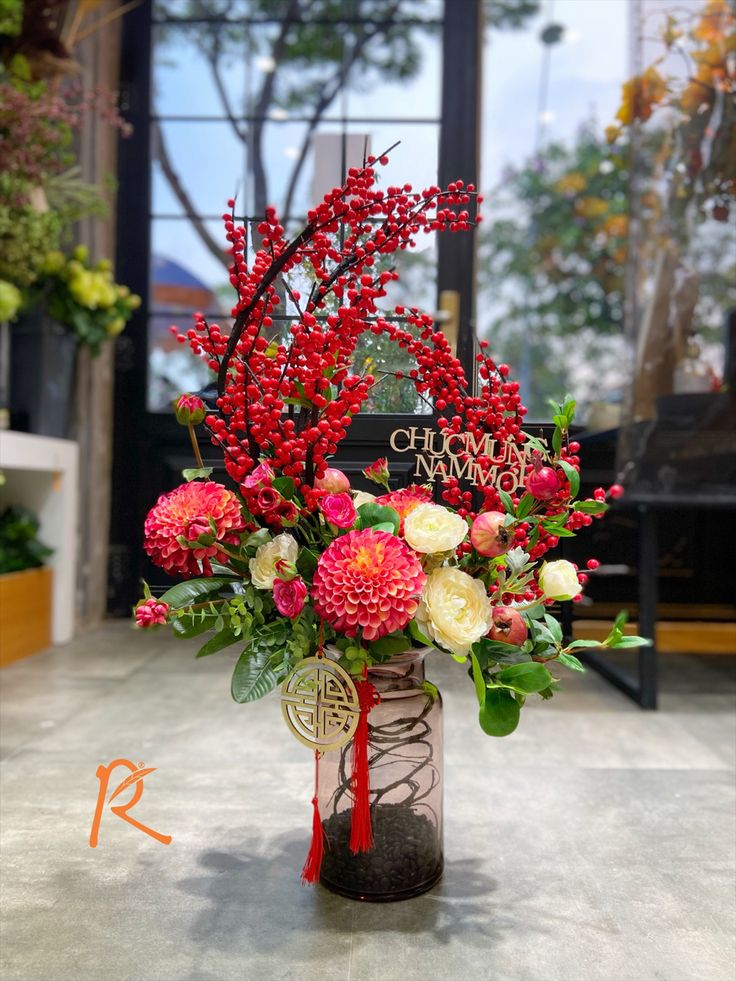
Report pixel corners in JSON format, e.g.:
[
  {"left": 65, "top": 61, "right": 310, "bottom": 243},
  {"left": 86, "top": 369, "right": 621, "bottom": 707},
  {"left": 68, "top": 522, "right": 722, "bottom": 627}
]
[
  {"left": 24, "top": 246, "right": 141, "bottom": 352},
  {"left": 135, "top": 149, "right": 647, "bottom": 886},
  {"left": 135, "top": 148, "right": 646, "bottom": 722}
]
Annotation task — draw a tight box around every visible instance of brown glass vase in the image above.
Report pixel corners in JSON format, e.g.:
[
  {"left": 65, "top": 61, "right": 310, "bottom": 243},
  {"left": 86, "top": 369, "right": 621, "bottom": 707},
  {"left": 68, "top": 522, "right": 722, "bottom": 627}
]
[{"left": 319, "top": 648, "right": 443, "bottom": 902}]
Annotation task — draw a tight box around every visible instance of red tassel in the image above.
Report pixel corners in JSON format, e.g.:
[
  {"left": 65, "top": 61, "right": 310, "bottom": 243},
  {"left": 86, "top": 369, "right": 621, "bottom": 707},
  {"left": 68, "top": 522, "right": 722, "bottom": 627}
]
[
  {"left": 301, "top": 752, "right": 324, "bottom": 885},
  {"left": 350, "top": 666, "right": 380, "bottom": 854}
]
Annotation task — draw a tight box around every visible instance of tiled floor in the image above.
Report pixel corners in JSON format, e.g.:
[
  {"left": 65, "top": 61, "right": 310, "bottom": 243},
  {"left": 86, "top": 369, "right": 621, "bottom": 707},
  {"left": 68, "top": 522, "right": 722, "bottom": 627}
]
[{"left": 1, "top": 622, "right": 734, "bottom": 981}]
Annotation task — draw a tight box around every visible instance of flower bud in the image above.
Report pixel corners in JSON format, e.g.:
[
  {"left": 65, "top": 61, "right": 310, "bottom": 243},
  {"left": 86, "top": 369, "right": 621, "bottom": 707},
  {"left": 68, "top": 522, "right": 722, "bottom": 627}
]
[
  {"left": 363, "top": 457, "right": 390, "bottom": 490},
  {"left": 314, "top": 467, "right": 350, "bottom": 494},
  {"left": 538, "top": 560, "right": 583, "bottom": 601},
  {"left": 174, "top": 393, "right": 206, "bottom": 426}
]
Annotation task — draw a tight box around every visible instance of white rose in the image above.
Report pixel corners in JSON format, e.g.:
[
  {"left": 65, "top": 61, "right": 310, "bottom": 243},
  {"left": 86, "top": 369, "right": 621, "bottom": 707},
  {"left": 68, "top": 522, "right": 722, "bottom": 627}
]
[
  {"left": 403, "top": 503, "right": 468, "bottom": 554},
  {"left": 538, "top": 559, "right": 582, "bottom": 601},
  {"left": 415, "top": 567, "right": 493, "bottom": 659},
  {"left": 352, "top": 490, "right": 377, "bottom": 509},
  {"left": 249, "top": 533, "right": 299, "bottom": 590}
]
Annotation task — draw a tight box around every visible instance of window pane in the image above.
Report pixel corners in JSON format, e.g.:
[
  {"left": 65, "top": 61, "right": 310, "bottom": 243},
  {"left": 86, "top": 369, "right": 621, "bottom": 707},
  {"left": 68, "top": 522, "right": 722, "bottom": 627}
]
[{"left": 480, "top": 0, "right": 630, "bottom": 424}]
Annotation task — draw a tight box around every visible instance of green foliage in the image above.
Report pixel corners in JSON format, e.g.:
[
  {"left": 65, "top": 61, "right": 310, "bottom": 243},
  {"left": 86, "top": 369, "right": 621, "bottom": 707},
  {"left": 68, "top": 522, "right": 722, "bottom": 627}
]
[
  {"left": 479, "top": 688, "right": 520, "bottom": 737},
  {"left": 0, "top": 505, "right": 52, "bottom": 574},
  {"left": 0, "top": 0, "right": 23, "bottom": 36},
  {"left": 357, "top": 502, "right": 400, "bottom": 535}
]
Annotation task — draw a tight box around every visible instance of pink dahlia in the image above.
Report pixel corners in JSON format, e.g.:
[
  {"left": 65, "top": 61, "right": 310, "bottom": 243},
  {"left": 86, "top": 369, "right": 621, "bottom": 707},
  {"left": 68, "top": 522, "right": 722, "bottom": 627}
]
[
  {"left": 375, "top": 484, "right": 432, "bottom": 531},
  {"left": 311, "top": 529, "right": 426, "bottom": 640},
  {"left": 143, "top": 481, "right": 245, "bottom": 577}
]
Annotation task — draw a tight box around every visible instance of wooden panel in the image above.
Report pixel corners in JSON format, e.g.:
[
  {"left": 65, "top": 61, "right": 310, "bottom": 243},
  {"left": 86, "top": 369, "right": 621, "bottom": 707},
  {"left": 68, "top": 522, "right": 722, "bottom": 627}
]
[
  {"left": 0, "top": 567, "right": 52, "bottom": 666},
  {"left": 573, "top": 618, "right": 736, "bottom": 655}
]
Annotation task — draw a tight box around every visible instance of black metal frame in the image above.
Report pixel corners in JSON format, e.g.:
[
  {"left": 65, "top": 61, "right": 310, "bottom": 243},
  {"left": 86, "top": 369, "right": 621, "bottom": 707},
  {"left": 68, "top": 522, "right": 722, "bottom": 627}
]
[{"left": 580, "top": 494, "right": 736, "bottom": 710}]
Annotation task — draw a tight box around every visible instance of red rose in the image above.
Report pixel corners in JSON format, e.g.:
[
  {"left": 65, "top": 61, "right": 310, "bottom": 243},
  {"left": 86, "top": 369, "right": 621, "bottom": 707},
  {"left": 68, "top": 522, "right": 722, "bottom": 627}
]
[{"left": 256, "top": 486, "right": 282, "bottom": 517}]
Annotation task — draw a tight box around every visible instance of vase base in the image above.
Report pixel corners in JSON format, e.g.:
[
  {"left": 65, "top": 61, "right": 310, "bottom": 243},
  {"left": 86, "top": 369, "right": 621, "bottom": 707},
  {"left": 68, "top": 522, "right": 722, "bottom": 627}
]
[
  {"left": 318, "top": 804, "right": 443, "bottom": 902},
  {"left": 320, "top": 861, "right": 443, "bottom": 902}
]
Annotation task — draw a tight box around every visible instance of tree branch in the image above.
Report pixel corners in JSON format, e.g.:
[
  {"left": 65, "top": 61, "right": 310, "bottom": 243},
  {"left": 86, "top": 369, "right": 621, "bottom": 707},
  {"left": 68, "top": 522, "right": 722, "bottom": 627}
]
[{"left": 152, "top": 120, "right": 228, "bottom": 269}]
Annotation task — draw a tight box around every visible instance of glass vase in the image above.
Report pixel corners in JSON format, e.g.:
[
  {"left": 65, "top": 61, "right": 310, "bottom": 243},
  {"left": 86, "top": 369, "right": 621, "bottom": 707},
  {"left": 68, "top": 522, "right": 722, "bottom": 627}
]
[{"left": 319, "top": 648, "right": 443, "bottom": 902}]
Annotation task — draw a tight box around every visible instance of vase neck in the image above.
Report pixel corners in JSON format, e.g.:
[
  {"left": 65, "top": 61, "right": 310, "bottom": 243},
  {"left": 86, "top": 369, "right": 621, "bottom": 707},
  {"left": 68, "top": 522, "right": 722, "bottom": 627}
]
[{"left": 367, "top": 648, "right": 430, "bottom": 696}]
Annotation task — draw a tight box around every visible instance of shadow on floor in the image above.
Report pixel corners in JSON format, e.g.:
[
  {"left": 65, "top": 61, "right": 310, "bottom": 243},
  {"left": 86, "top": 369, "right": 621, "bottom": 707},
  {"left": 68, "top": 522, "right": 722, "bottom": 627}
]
[{"left": 176, "top": 830, "right": 505, "bottom": 950}]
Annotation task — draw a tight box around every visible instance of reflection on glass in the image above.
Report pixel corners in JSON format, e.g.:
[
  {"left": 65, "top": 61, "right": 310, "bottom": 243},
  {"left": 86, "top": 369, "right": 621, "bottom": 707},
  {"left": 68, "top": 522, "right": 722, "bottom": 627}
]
[
  {"left": 479, "top": 0, "right": 630, "bottom": 423},
  {"left": 615, "top": 0, "right": 735, "bottom": 494}
]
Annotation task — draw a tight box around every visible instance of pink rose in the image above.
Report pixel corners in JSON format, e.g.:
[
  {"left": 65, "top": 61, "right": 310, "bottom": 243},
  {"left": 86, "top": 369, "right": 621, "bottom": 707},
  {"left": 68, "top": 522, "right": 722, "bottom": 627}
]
[
  {"left": 135, "top": 598, "right": 170, "bottom": 627},
  {"left": 273, "top": 577, "right": 307, "bottom": 619},
  {"left": 320, "top": 492, "right": 357, "bottom": 529},
  {"left": 242, "top": 462, "right": 274, "bottom": 490},
  {"left": 363, "top": 457, "right": 390, "bottom": 489},
  {"left": 314, "top": 467, "right": 350, "bottom": 494}
]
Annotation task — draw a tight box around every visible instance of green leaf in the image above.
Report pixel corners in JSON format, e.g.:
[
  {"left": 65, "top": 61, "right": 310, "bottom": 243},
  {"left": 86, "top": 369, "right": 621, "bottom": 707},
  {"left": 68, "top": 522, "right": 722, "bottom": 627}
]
[
  {"left": 272, "top": 476, "right": 295, "bottom": 499},
  {"left": 557, "top": 651, "right": 586, "bottom": 672},
  {"left": 196, "top": 628, "right": 241, "bottom": 658},
  {"left": 370, "top": 633, "right": 412, "bottom": 657},
  {"left": 296, "top": 547, "right": 318, "bottom": 578},
  {"left": 558, "top": 460, "right": 580, "bottom": 498},
  {"left": 552, "top": 428, "right": 562, "bottom": 456},
  {"left": 498, "top": 490, "right": 514, "bottom": 515},
  {"left": 565, "top": 638, "right": 603, "bottom": 650},
  {"left": 573, "top": 500, "right": 608, "bottom": 515},
  {"left": 357, "top": 502, "right": 400, "bottom": 534},
  {"left": 516, "top": 492, "right": 534, "bottom": 519},
  {"left": 159, "top": 576, "right": 235, "bottom": 610},
  {"left": 479, "top": 688, "right": 521, "bottom": 737},
  {"left": 408, "top": 620, "right": 432, "bottom": 647},
  {"left": 370, "top": 521, "right": 397, "bottom": 533},
  {"left": 543, "top": 614, "right": 563, "bottom": 645},
  {"left": 182, "top": 467, "right": 213, "bottom": 482},
  {"left": 470, "top": 651, "right": 486, "bottom": 706},
  {"left": 172, "top": 615, "right": 213, "bottom": 639},
  {"left": 497, "top": 661, "right": 553, "bottom": 693},
  {"left": 476, "top": 636, "right": 532, "bottom": 665},
  {"left": 610, "top": 635, "right": 652, "bottom": 648},
  {"left": 421, "top": 680, "right": 439, "bottom": 702},
  {"left": 231, "top": 650, "right": 278, "bottom": 703}
]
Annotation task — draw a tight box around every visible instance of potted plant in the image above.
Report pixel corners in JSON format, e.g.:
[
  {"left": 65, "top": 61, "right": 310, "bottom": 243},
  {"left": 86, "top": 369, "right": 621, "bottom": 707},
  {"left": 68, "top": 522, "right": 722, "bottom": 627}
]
[
  {"left": 0, "top": 505, "right": 53, "bottom": 666},
  {"left": 133, "top": 153, "right": 648, "bottom": 901},
  {"left": 9, "top": 246, "right": 141, "bottom": 437}
]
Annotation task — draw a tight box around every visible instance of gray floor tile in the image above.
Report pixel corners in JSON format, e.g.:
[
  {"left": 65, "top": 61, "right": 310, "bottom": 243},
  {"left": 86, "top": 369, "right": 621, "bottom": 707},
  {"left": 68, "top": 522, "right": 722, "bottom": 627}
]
[{"left": 0, "top": 624, "right": 734, "bottom": 981}]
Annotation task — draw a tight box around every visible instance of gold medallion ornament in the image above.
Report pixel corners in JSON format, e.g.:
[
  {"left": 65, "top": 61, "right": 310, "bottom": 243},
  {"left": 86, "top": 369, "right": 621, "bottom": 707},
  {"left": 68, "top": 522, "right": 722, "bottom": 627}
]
[{"left": 281, "top": 657, "right": 360, "bottom": 751}]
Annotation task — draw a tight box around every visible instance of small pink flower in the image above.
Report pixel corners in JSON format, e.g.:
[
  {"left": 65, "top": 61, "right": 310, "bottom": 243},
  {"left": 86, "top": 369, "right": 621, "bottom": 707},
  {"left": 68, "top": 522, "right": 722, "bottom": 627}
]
[
  {"left": 314, "top": 467, "right": 350, "bottom": 494},
  {"left": 135, "top": 598, "right": 170, "bottom": 627},
  {"left": 320, "top": 492, "right": 357, "bottom": 529},
  {"left": 242, "top": 462, "right": 275, "bottom": 490},
  {"left": 273, "top": 577, "right": 307, "bottom": 619},
  {"left": 174, "top": 394, "right": 206, "bottom": 426}
]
